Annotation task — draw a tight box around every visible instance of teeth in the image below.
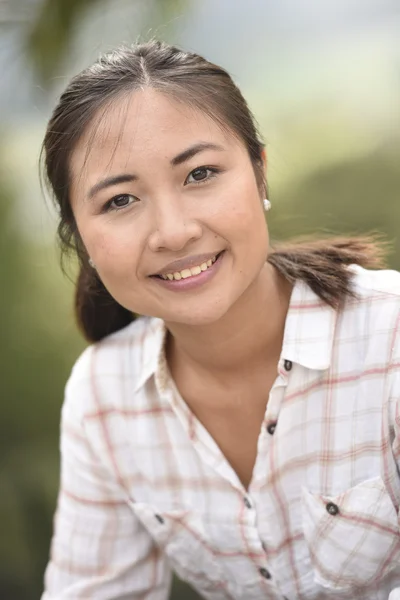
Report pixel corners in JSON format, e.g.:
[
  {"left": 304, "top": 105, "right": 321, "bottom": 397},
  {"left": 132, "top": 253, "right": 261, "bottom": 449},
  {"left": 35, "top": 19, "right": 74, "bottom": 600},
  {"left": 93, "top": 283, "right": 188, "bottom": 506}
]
[{"left": 159, "top": 254, "right": 219, "bottom": 281}]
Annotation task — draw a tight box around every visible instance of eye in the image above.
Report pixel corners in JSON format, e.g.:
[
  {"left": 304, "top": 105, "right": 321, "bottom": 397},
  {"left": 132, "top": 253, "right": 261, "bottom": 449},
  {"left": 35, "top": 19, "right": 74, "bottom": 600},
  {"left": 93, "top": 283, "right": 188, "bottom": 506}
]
[
  {"left": 185, "top": 166, "right": 218, "bottom": 185},
  {"left": 104, "top": 193, "right": 137, "bottom": 212}
]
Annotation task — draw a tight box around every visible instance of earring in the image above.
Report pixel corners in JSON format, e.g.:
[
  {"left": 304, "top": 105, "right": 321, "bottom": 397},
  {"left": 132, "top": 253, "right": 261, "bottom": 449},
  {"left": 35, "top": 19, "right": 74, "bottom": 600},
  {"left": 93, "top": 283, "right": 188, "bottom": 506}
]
[
  {"left": 89, "top": 258, "right": 96, "bottom": 268},
  {"left": 263, "top": 198, "right": 271, "bottom": 212}
]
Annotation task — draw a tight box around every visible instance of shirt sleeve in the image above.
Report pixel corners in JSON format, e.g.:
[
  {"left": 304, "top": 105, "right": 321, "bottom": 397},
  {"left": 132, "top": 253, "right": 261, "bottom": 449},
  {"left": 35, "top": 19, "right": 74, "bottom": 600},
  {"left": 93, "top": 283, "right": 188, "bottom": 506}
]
[
  {"left": 41, "top": 358, "right": 172, "bottom": 600},
  {"left": 391, "top": 310, "right": 400, "bottom": 462},
  {"left": 389, "top": 312, "right": 400, "bottom": 599}
]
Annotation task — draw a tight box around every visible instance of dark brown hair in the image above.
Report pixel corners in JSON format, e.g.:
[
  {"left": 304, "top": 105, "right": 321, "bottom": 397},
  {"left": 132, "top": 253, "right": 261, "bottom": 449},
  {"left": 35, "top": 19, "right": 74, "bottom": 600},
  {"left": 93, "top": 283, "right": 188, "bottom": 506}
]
[{"left": 42, "top": 40, "right": 386, "bottom": 343}]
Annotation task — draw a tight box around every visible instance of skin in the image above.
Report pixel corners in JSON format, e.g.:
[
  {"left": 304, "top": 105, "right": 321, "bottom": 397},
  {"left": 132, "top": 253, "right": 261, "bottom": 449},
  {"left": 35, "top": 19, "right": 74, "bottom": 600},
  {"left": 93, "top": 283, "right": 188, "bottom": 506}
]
[{"left": 70, "top": 88, "right": 292, "bottom": 487}]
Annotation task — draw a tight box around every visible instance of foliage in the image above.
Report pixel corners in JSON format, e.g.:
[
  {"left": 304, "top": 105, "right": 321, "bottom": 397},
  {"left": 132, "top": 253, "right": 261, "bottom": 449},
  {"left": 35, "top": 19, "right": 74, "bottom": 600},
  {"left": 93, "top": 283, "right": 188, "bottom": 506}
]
[
  {"left": 0, "top": 176, "right": 84, "bottom": 599},
  {"left": 269, "top": 146, "right": 400, "bottom": 270}
]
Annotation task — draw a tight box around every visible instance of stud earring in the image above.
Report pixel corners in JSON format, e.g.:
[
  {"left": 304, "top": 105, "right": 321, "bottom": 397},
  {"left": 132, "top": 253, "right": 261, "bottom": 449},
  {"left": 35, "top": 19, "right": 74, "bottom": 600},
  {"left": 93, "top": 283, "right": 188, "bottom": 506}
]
[
  {"left": 263, "top": 199, "right": 271, "bottom": 212},
  {"left": 89, "top": 258, "right": 96, "bottom": 268}
]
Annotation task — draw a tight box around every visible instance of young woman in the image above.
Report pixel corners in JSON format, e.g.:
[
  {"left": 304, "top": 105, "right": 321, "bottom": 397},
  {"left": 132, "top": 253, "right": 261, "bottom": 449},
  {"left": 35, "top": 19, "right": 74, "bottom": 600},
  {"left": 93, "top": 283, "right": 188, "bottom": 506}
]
[{"left": 41, "top": 41, "right": 400, "bottom": 600}]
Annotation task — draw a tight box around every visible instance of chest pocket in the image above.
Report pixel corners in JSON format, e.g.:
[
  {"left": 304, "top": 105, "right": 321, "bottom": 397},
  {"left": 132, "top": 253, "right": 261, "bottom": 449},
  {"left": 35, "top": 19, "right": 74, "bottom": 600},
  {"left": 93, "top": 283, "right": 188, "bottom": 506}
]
[
  {"left": 132, "top": 503, "right": 227, "bottom": 596},
  {"left": 301, "top": 476, "right": 400, "bottom": 592}
]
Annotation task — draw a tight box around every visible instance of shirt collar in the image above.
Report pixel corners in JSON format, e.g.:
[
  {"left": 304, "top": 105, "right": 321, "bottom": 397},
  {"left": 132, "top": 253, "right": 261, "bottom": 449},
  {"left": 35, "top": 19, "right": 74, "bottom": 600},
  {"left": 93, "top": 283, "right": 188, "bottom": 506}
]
[
  {"left": 133, "top": 317, "right": 167, "bottom": 393},
  {"left": 133, "top": 279, "right": 337, "bottom": 393},
  {"left": 280, "top": 279, "right": 337, "bottom": 371}
]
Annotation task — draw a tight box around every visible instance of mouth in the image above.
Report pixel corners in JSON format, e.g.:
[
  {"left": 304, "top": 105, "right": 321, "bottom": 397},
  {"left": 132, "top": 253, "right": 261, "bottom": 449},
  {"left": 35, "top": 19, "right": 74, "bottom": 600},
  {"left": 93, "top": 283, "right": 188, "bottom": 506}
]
[
  {"left": 151, "top": 251, "right": 225, "bottom": 282},
  {"left": 150, "top": 250, "right": 226, "bottom": 292}
]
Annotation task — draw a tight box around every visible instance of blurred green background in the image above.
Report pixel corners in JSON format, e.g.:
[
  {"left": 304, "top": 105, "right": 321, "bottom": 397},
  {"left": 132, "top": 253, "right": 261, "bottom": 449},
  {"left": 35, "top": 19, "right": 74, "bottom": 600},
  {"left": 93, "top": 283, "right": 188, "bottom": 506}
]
[{"left": 1, "top": 0, "right": 399, "bottom": 598}]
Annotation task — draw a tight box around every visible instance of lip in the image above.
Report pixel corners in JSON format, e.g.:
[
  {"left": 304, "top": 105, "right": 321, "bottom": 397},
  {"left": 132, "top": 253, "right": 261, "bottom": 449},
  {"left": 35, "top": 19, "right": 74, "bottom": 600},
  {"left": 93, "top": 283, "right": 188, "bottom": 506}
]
[
  {"left": 151, "top": 250, "right": 225, "bottom": 292},
  {"left": 151, "top": 251, "right": 223, "bottom": 277}
]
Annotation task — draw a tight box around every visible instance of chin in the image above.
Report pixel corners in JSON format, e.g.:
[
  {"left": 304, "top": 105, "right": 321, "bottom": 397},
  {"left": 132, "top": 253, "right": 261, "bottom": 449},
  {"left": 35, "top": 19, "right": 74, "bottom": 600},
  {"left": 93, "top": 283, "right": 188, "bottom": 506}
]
[{"left": 162, "top": 300, "right": 232, "bottom": 328}]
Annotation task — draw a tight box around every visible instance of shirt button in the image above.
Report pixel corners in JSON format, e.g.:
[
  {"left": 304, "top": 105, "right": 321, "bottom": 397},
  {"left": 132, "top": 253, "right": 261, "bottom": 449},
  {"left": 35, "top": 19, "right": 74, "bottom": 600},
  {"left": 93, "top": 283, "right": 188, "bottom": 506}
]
[
  {"left": 284, "top": 359, "right": 293, "bottom": 371},
  {"left": 266, "top": 422, "right": 277, "bottom": 435},
  {"left": 243, "top": 497, "right": 252, "bottom": 509},
  {"left": 259, "top": 567, "right": 271, "bottom": 579},
  {"left": 326, "top": 502, "right": 339, "bottom": 516},
  {"left": 155, "top": 514, "right": 165, "bottom": 524}
]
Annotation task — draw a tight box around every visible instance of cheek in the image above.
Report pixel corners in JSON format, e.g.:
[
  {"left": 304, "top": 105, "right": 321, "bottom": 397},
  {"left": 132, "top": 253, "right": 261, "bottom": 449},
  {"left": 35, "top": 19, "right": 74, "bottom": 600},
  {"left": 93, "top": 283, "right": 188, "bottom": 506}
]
[
  {"left": 79, "top": 220, "right": 142, "bottom": 277},
  {"left": 213, "top": 176, "right": 266, "bottom": 244}
]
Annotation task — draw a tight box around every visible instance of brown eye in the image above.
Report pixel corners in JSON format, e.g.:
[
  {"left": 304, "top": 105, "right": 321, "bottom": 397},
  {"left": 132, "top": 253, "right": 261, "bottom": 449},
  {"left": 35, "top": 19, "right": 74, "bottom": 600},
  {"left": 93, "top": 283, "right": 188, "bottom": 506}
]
[
  {"left": 185, "top": 166, "right": 218, "bottom": 185},
  {"left": 190, "top": 167, "right": 208, "bottom": 181},
  {"left": 107, "top": 194, "right": 137, "bottom": 211}
]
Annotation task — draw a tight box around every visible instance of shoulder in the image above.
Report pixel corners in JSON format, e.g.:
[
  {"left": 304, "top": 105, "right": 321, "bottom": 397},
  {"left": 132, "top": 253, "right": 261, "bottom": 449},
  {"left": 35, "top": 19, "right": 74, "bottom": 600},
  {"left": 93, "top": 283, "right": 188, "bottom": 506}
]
[
  {"left": 62, "top": 316, "right": 163, "bottom": 422},
  {"left": 68, "top": 315, "right": 159, "bottom": 383},
  {"left": 342, "top": 265, "right": 400, "bottom": 359},
  {"left": 347, "top": 265, "right": 400, "bottom": 324},
  {"left": 349, "top": 264, "right": 400, "bottom": 300}
]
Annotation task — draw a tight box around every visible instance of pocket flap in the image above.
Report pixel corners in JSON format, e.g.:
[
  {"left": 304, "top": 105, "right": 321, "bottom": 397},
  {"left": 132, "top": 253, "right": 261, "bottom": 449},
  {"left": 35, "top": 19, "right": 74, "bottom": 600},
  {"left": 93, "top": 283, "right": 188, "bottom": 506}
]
[
  {"left": 302, "top": 476, "right": 400, "bottom": 591},
  {"left": 131, "top": 502, "right": 224, "bottom": 589}
]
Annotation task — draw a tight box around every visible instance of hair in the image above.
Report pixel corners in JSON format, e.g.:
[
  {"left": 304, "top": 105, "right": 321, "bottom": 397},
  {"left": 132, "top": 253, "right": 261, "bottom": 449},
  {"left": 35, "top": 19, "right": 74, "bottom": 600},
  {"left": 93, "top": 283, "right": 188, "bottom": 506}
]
[{"left": 42, "top": 40, "right": 387, "bottom": 343}]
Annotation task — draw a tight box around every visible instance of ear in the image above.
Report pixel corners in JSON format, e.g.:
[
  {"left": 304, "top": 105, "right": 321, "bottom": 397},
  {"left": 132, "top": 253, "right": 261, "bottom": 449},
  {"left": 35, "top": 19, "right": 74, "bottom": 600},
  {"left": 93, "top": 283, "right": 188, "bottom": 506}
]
[{"left": 261, "top": 148, "right": 267, "bottom": 171}]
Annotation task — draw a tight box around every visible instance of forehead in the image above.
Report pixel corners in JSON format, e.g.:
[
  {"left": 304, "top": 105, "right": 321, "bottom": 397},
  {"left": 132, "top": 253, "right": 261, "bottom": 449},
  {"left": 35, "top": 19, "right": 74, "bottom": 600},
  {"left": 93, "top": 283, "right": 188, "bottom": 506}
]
[{"left": 70, "top": 88, "right": 238, "bottom": 176}]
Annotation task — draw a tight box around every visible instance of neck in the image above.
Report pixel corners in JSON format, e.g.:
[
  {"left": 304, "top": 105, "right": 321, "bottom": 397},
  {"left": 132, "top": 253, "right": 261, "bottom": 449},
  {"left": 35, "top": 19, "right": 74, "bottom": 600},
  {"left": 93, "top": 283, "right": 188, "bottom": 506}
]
[{"left": 165, "top": 263, "right": 292, "bottom": 379}]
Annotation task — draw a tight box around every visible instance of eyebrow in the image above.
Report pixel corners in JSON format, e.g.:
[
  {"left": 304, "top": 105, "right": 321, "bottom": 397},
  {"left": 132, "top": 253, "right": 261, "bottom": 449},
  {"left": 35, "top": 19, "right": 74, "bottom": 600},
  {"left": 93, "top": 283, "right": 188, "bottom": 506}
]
[
  {"left": 170, "top": 142, "right": 225, "bottom": 166},
  {"left": 87, "top": 142, "right": 224, "bottom": 199},
  {"left": 88, "top": 174, "right": 137, "bottom": 200}
]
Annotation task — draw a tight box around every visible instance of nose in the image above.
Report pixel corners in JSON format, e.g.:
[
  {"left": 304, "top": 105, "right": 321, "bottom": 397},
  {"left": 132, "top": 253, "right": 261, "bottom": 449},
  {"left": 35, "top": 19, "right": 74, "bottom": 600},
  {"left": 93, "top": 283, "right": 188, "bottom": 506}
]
[{"left": 147, "top": 196, "right": 203, "bottom": 253}]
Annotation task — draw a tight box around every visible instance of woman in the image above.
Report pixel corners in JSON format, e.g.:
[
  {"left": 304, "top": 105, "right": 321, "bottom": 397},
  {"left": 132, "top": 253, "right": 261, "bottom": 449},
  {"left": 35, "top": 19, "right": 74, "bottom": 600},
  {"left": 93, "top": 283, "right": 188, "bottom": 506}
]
[{"left": 41, "top": 41, "right": 400, "bottom": 600}]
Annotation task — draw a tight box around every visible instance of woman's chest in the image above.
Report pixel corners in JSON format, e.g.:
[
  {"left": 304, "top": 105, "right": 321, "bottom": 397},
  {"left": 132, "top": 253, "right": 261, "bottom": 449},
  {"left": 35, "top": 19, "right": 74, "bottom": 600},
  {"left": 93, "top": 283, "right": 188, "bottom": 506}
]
[
  {"left": 128, "top": 465, "right": 400, "bottom": 600},
  {"left": 112, "top": 388, "right": 400, "bottom": 599},
  {"left": 188, "top": 396, "right": 269, "bottom": 490},
  {"left": 173, "top": 365, "right": 279, "bottom": 489},
  {"left": 88, "top": 361, "right": 400, "bottom": 598}
]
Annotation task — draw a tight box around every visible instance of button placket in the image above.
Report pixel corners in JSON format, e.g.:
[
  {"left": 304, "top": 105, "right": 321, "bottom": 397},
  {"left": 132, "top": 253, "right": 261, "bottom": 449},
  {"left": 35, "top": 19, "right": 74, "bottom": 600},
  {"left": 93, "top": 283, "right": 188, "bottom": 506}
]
[
  {"left": 253, "top": 369, "right": 288, "bottom": 490},
  {"left": 243, "top": 496, "right": 252, "bottom": 509},
  {"left": 239, "top": 496, "right": 275, "bottom": 585}
]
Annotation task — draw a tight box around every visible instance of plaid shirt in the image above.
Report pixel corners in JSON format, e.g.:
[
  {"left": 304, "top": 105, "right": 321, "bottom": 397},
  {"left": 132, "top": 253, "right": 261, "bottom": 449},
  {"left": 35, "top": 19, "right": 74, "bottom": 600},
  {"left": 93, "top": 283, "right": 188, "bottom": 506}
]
[{"left": 42, "top": 265, "right": 400, "bottom": 600}]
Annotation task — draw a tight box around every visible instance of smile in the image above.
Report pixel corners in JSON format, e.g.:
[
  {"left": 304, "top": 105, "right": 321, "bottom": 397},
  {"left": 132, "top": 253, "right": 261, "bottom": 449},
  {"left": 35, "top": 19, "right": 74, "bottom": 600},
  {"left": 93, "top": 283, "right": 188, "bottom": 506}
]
[
  {"left": 151, "top": 251, "right": 225, "bottom": 292},
  {"left": 159, "top": 255, "right": 218, "bottom": 281}
]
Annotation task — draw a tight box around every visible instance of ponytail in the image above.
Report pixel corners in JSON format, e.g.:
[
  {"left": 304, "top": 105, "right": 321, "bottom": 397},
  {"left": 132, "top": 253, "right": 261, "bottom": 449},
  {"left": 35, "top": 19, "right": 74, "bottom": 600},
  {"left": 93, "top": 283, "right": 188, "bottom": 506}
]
[
  {"left": 268, "top": 235, "right": 388, "bottom": 308},
  {"left": 75, "top": 235, "right": 388, "bottom": 343},
  {"left": 74, "top": 264, "right": 133, "bottom": 343}
]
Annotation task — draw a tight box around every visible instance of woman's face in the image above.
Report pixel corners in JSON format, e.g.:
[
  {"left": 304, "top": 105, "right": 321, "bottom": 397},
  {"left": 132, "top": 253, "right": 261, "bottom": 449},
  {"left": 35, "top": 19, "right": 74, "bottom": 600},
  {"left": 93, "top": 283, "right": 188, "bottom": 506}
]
[{"left": 70, "top": 88, "right": 269, "bottom": 325}]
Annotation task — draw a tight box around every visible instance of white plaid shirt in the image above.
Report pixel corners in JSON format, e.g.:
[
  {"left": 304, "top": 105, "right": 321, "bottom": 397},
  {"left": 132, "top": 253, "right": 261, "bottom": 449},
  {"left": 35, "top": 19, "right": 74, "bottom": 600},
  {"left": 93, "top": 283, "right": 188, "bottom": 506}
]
[{"left": 42, "top": 265, "right": 400, "bottom": 600}]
